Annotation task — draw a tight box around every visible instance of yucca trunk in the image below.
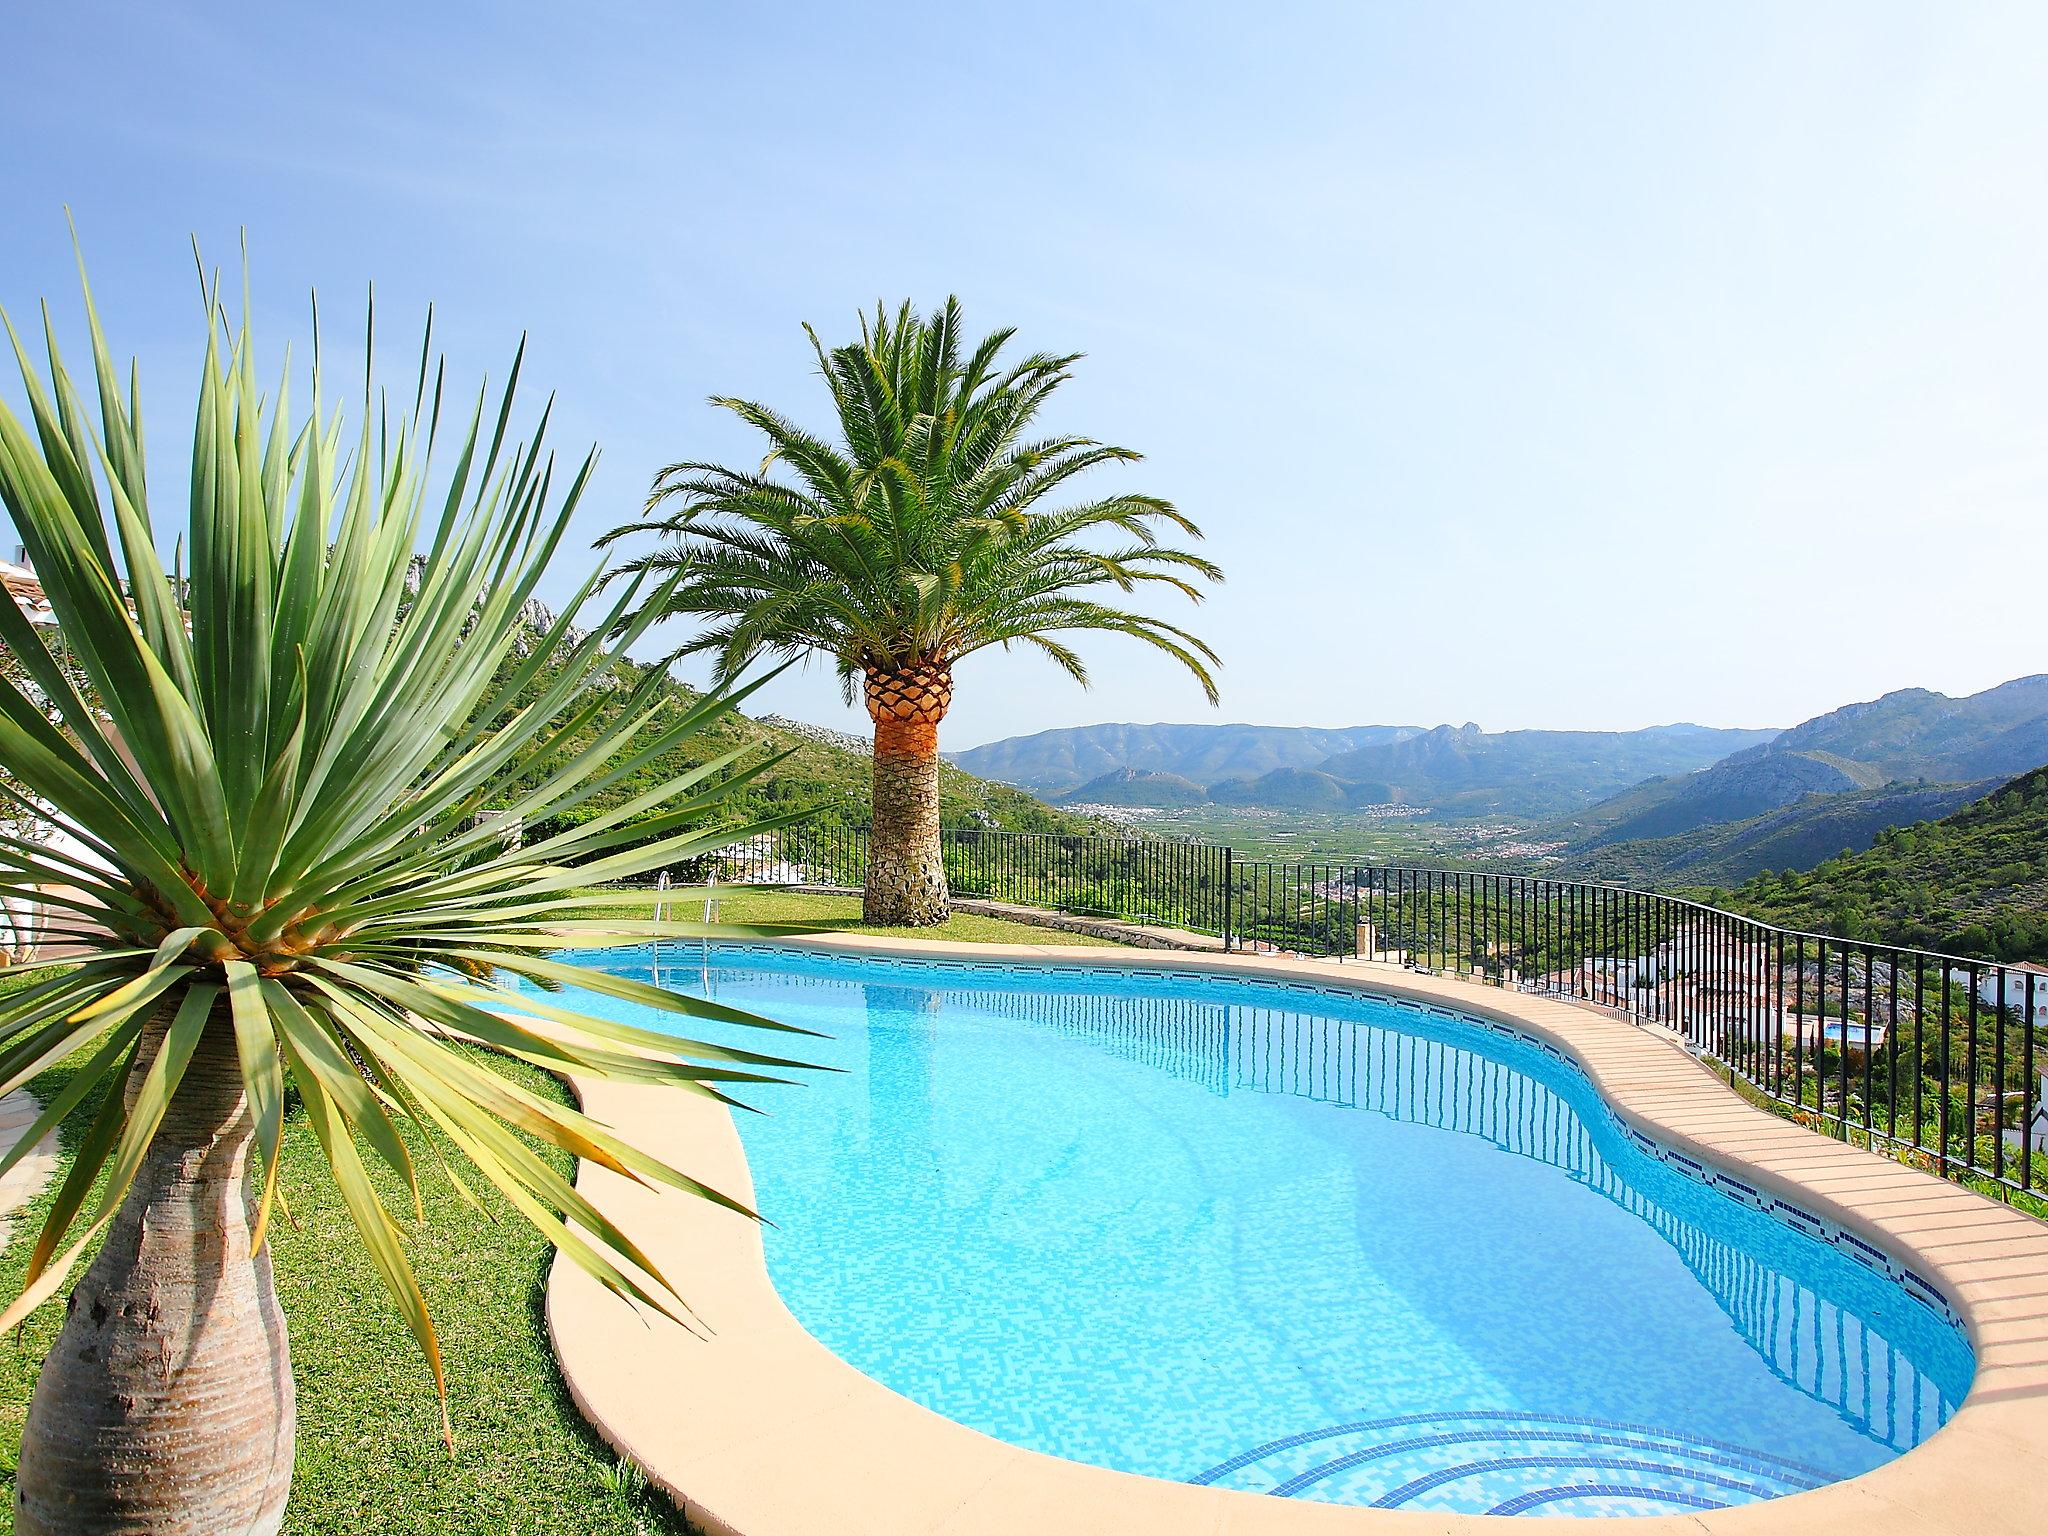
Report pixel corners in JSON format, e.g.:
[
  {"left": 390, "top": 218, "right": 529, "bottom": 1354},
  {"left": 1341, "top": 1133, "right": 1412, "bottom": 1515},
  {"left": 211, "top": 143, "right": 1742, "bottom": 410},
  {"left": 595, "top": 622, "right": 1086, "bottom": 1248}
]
[
  {"left": 864, "top": 659, "right": 953, "bottom": 926},
  {"left": 16, "top": 1004, "right": 296, "bottom": 1535}
]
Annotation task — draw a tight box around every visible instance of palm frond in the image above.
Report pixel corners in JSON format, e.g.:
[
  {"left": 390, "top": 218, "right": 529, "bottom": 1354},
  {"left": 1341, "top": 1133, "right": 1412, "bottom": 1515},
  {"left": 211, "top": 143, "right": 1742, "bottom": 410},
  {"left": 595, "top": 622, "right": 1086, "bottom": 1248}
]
[{"left": 607, "top": 298, "right": 1223, "bottom": 693}]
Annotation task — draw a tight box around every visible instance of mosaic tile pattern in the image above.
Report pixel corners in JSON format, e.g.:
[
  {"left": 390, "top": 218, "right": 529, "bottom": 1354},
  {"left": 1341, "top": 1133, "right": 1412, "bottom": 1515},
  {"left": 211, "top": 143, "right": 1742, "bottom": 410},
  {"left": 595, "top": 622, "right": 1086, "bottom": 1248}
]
[
  {"left": 1191, "top": 1409, "right": 1825, "bottom": 1515},
  {"left": 545, "top": 944, "right": 1977, "bottom": 1517}
]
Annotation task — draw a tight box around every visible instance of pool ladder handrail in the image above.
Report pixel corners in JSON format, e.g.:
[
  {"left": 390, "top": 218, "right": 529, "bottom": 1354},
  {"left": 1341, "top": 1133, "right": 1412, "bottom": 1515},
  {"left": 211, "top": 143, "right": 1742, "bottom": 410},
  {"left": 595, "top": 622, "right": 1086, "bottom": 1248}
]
[
  {"left": 650, "top": 869, "right": 671, "bottom": 985},
  {"left": 696, "top": 870, "right": 722, "bottom": 991}
]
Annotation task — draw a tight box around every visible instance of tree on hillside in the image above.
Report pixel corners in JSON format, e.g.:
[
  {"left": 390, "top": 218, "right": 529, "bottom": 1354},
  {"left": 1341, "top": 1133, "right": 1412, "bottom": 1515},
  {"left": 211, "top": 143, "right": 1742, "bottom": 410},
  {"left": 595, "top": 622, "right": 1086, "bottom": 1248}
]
[{"left": 602, "top": 299, "right": 1223, "bottom": 925}]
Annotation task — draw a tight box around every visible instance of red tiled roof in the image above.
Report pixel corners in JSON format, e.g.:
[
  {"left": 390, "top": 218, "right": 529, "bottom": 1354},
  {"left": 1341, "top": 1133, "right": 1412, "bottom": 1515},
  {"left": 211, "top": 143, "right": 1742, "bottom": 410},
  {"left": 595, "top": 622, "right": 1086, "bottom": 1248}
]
[
  {"left": 0, "top": 562, "right": 57, "bottom": 626},
  {"left": 0, "top": 561, "right": 42, "bottom": 602}
]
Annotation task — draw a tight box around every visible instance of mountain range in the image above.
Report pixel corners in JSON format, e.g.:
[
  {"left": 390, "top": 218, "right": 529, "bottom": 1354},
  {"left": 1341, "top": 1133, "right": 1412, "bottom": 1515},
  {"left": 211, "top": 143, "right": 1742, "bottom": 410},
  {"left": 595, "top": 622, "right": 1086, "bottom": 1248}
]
[
  {"left": 952, "top": 720, "right": 1778, "bottom": 819},
  {"left": 951, "top": 675, "right": 2048, "bottom": 887},
  {"left": 1720, "top": 763, "right": 2048, "bottom": 961},
  {"left": 950, "top": 723, "right": 1420, "bottom": 791},
  {"left": 1547, "top": 675, "right": 2048, "bottom": 880}
]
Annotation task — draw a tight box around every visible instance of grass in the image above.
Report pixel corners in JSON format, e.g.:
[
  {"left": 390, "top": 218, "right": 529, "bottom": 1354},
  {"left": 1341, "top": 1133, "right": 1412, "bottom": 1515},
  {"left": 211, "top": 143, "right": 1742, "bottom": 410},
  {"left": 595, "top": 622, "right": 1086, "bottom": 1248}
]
[
  {"left": 587, "top": 885, "right": 1125, "bottom": 946},
  {"left": 0, "top": 1042, "right": 693, "bottom": 1536}
]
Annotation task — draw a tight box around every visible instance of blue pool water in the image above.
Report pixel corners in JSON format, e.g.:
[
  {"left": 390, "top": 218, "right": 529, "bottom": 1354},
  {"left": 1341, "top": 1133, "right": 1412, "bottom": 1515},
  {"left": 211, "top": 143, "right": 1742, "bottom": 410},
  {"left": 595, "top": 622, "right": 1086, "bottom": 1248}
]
[{"left": 543, "top": 944, "right": 1975, "bottom": 1518}]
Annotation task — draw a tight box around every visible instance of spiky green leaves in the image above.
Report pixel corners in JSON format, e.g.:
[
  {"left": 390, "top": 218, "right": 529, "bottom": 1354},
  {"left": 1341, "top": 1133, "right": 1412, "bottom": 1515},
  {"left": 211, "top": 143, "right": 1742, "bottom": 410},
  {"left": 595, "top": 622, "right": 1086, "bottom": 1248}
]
[
  {"left": 599, "top": 297, "right": 1224, "bottom": 706},
  {"left": 0, "top": 250, "right": 820, "bottom": 1409}
]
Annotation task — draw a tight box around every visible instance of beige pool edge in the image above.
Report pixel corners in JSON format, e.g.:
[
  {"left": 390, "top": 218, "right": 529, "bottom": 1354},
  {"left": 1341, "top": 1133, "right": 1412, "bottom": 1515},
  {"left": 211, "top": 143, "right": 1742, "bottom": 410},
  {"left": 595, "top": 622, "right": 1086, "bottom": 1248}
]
[{"left": 545, "top": 935, "right": 2048, "bottom": 1536}]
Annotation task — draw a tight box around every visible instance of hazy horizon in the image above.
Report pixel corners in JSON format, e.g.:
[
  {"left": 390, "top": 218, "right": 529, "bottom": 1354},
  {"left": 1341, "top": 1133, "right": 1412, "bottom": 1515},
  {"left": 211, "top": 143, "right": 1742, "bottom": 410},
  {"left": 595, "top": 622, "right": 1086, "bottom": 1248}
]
[
  {"left": 6, "top": 1, "right": 2045, "bottom": 752},
  {"left": 950, "top": 717, "right": 1782, "bottom": 749},
  {"left": 946, "top": 663, "right": 2048, "bottom": 750}
]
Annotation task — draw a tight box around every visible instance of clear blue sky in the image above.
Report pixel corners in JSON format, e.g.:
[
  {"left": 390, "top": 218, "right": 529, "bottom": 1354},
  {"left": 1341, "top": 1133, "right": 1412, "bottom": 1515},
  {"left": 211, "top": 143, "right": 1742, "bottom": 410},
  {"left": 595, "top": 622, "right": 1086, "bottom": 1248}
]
[{"left": 4, "top": 1, "right": 2044, "bottom": 749}]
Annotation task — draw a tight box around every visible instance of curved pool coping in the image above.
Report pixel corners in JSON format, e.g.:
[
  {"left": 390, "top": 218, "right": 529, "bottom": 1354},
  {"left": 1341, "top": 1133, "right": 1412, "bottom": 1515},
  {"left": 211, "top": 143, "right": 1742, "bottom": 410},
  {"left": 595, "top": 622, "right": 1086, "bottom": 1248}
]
[{"left": 545, "top": 936, "right": 2048, "bottom": 1536}]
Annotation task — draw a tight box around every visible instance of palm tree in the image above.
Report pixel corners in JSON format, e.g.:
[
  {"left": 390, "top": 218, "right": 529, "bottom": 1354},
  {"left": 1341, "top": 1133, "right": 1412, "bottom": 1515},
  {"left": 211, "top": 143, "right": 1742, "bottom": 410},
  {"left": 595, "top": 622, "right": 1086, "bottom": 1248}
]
[
  {"left": 0, "top": 256, "right": 816, "bottom": 1533},
  {"left": 602, "top": 299, "right": 1223, "bottom": 925}
]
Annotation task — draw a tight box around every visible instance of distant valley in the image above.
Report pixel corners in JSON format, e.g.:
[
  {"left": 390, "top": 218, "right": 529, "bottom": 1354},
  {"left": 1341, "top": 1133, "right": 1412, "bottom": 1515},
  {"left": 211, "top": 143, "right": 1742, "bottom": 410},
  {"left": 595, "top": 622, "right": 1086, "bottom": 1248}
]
[
  {"left": 949, "top": 675, "right": 2048, "bottom": 888},
  {"left": 1560, "top": 777, "right": 1997, "bottom": 887},
  {"left": 952, "top": 720, "right": 1776, "bottom": 820}
]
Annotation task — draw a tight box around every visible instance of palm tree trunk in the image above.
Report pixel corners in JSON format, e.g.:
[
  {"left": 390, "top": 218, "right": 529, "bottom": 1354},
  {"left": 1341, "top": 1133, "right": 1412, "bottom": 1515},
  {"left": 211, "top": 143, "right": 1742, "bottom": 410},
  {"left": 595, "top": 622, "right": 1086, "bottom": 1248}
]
[
  {"left": 864, "top": 658, "right": 952, "bottom": 926},
  {"left": 15, "top": 1003, "right": 296, "bottom": 1535}
]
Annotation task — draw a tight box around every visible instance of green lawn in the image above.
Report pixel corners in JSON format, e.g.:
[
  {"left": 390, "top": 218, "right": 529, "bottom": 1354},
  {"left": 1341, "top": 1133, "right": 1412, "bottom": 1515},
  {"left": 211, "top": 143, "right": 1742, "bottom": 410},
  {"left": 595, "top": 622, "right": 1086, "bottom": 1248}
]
[
  {"left": 0, "top": 1043, "right": 690, "bottom": 1536},
  {"left": 584, "top": 885, "right": 1124, "bottom": 946}
]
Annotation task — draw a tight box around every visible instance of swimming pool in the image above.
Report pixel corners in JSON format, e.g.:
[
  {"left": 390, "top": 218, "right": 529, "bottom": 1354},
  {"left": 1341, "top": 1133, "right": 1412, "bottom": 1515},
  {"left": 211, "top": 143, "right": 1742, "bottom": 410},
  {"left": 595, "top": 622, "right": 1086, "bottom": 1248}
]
[{"left": 546, "top": 944, "right": 1975, "bottom": 1519}]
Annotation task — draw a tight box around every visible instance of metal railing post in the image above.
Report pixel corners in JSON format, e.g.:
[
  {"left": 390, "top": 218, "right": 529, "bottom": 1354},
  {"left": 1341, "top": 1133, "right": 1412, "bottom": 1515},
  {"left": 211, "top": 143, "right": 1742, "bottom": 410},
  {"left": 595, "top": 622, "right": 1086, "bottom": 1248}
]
[{"left": 1223, "top": 845, "right": 1235, "bottom": 951}]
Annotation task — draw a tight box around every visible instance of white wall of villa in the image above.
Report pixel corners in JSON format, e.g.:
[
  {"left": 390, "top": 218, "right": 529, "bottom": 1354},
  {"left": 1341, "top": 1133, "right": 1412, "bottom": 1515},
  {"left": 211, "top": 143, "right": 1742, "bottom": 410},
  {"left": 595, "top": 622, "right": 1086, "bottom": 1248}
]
[{"left": 1965, "top": 963, "right": 2048, "bottom": 1021}]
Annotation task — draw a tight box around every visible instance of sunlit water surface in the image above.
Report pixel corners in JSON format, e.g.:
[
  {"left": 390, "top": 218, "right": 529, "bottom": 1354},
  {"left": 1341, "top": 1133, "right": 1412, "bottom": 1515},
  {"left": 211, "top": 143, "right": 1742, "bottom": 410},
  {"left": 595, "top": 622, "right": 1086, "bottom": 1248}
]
[{"left": 540, "top": 944, "right": 1973, "bottom": 1518}]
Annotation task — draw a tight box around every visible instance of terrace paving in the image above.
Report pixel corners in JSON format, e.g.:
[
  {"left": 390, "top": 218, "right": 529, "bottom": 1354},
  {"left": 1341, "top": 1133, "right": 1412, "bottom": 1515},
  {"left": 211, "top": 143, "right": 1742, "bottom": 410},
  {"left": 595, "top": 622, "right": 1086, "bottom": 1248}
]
[
  {"left": 0, "top": 1090, "right": 57, "bottom": 1249},
  {"left": 547, "top": 937, "right": 2048, "bottom": 1535}
]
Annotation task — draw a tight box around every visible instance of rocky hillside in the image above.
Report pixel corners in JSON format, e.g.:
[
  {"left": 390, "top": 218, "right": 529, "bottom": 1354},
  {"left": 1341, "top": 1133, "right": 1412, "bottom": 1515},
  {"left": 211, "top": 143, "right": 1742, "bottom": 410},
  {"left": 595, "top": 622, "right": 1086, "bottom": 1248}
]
[
  {"left": 1061, "top": 767, "right": 1209, "bottom": 807},
  {"left": 1208, "top": 766, "right": 1364, "bottom": 810},
  {"left": 1732, "top": 675, "right": 2048, "bottom": 779},
  {"left": 1716, "top": 766, "right": 2048, "bottom": 962},
  {"left": 1561, "top": 750, "right": 1889, "bottom": 846},
  {"left": 1553, "top": 676, "right": 2048, "bottom": 874}
]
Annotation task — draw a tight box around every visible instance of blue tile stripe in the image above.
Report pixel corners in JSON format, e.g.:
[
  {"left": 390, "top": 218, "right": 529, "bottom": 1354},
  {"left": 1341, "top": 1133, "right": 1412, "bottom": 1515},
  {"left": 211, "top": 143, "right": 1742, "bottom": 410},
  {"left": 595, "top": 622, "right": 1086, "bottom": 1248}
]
[
  {"left": 1489, "top": 1483, "right": 1731, "bottom": 1516},
  {"left": 1367, "top": 1454, "right": 1781, "bottom": 1509},
  {"left": 1188, "top": 1409, "right": 1831, "bottom": 1487},
  {"left": 1272, "top": 1438, "right": 1810, "bottom": 1501}
]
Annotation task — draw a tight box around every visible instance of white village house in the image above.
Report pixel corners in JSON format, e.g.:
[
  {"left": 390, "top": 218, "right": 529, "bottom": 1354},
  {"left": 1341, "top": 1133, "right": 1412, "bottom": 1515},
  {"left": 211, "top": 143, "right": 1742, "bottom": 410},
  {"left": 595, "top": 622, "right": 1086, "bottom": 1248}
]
[
  {"left": 1966, "top": 960, "right": 2048, "bottom": 1022},
  {"left": 1, "top": 554, "right": 57, "bottom": 628}
]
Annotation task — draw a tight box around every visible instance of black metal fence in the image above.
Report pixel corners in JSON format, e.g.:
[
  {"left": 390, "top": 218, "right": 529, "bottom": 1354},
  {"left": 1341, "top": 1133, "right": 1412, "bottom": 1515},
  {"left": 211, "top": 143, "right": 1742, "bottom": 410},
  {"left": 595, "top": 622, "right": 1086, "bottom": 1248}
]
[
  {"left": 696, "top": 827, "right": 2047, "bottom": 1201},
  {"left": 710, "top": 822, "right": 1234, "bottom": 934},
  {"left": 1219, "top": 859, "right": 2046, "bottom": 1202}
]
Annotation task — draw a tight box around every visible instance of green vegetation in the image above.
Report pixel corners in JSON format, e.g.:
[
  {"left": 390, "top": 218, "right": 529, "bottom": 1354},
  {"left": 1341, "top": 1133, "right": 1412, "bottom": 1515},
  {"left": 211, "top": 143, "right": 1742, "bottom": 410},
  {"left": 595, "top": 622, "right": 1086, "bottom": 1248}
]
[
  {"left": 598, "top": 297, "right": 1221, "bottom": 925},
  {"left": 1715, "top": 766, "right": 2048, "bottom": 961},
  {"left": 1112, "top": 804, "right": 1539, "bottom": 865},
  {"left": 0, "top": 258, "right": 820, "bottom": 1526},
  {"left": 1725, "top": 987, "right": 2042, "bottom": 1178},
  {"left": 0, "top": 1048, "right": 692, "bottom": 1536},
  {"left": 579, "top": 887, "right": 1122, "bottom": 946},
  {"left": 499, "top": 639, "right": 1096, "bottom": 850},
  {"left": 1565, "top": 778, "right": 1990, "bottom": 888}
]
